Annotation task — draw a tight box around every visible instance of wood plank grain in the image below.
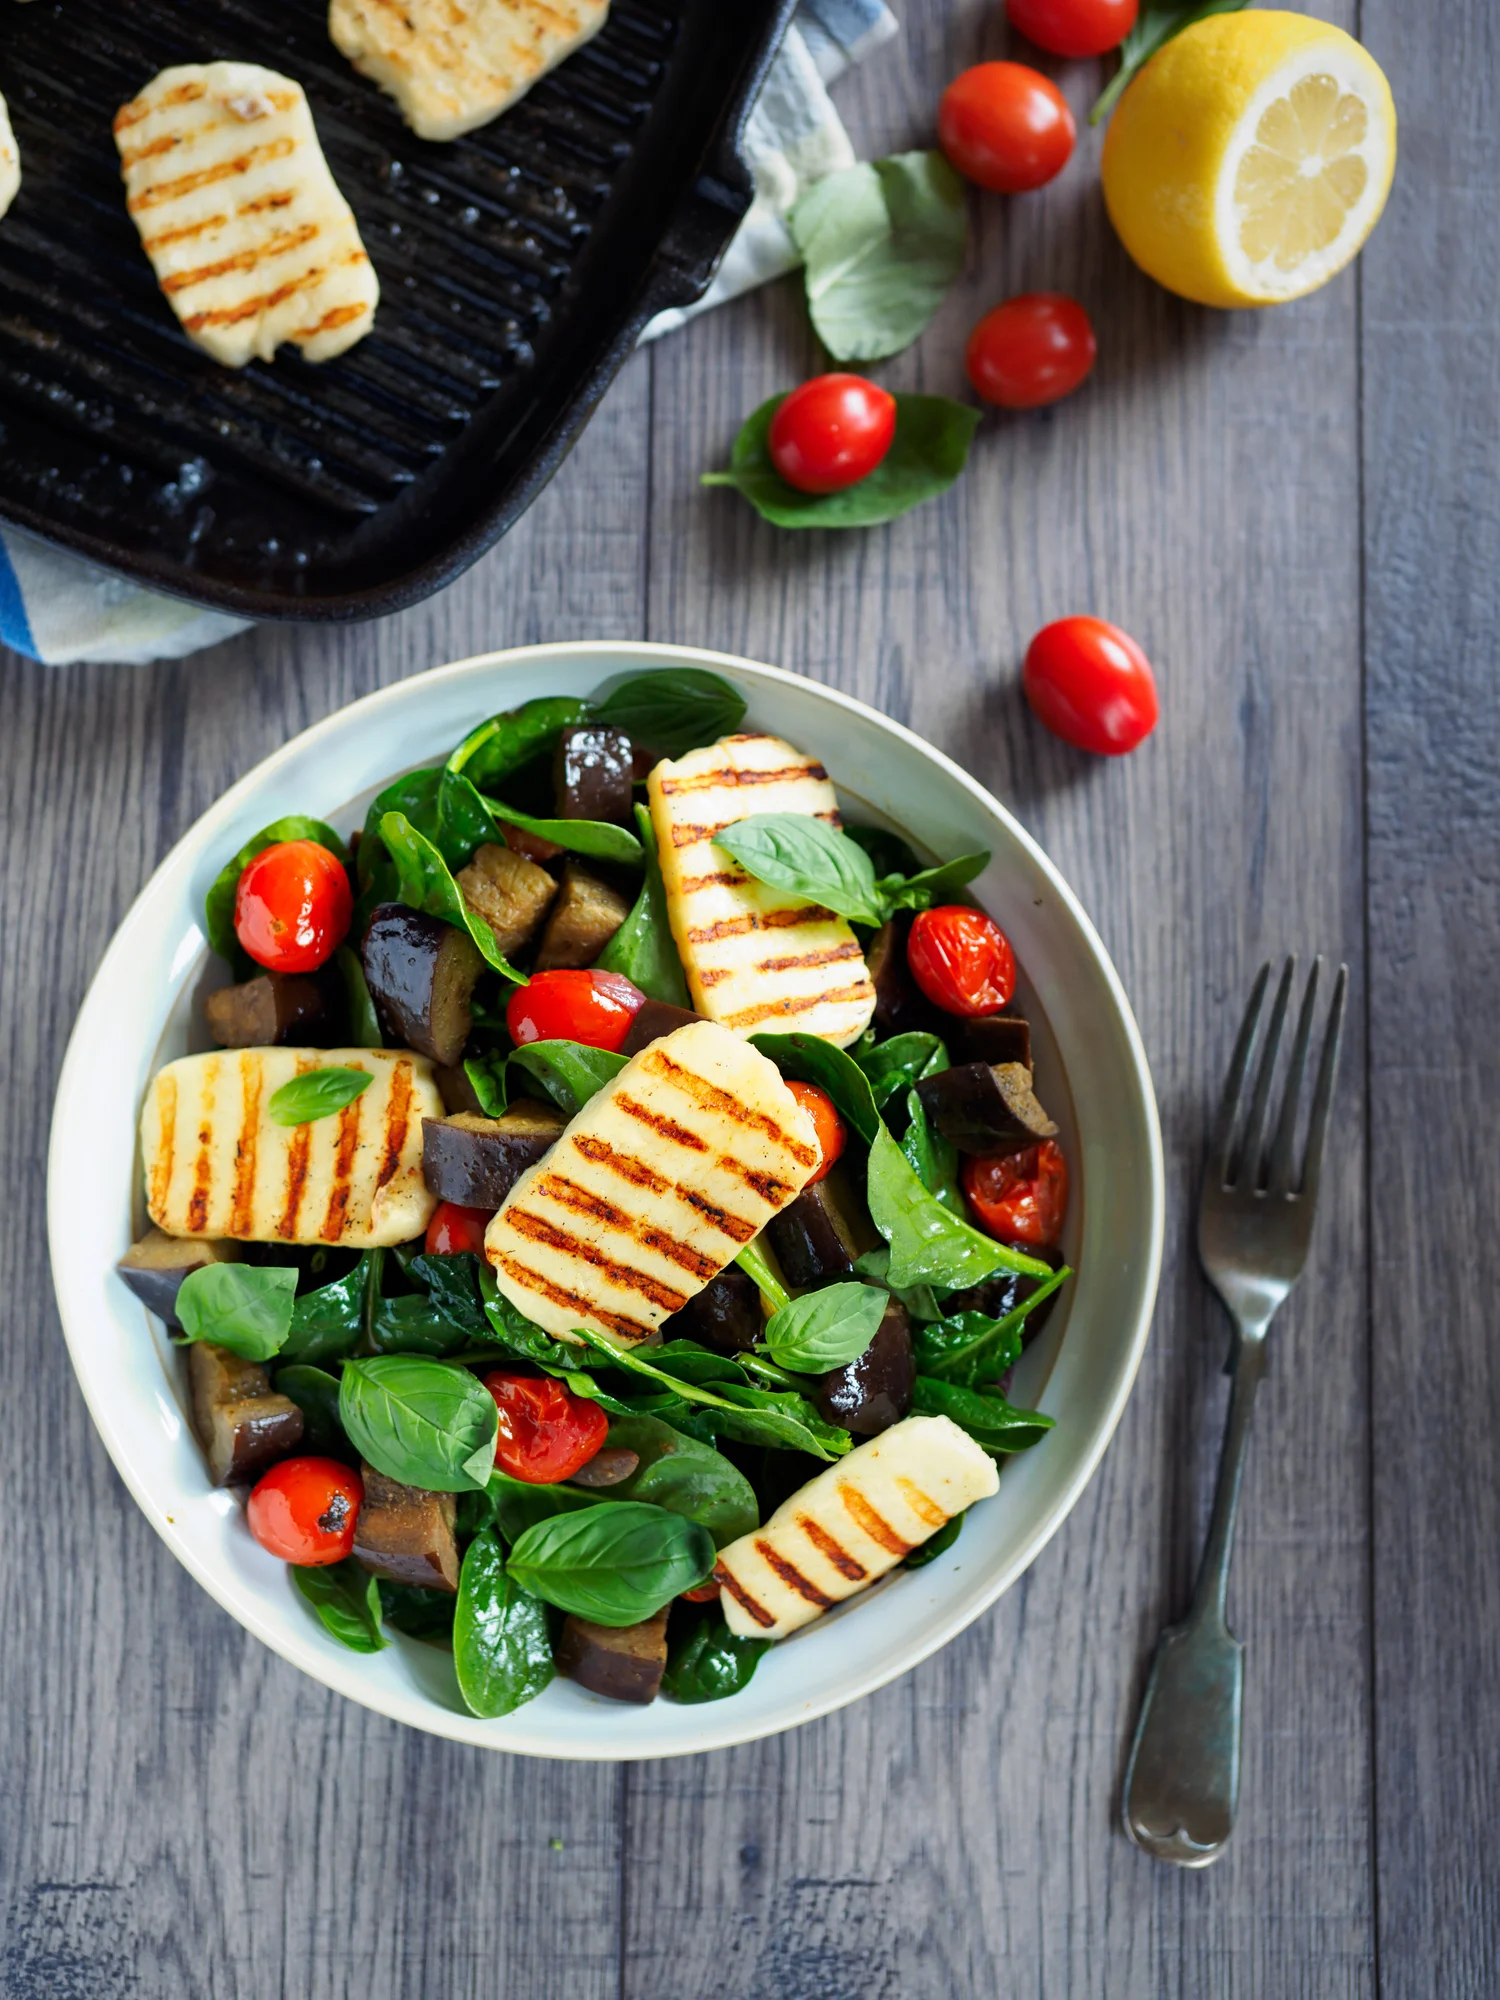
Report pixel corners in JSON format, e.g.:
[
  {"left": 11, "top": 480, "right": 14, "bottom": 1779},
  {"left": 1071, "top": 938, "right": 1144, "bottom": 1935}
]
[
  {"left": 626, "top": 5, "right": 1373, "bottom": 1995},
  {"left": 1360, "top": 2, "right": 1500, "bottom": 1994}
]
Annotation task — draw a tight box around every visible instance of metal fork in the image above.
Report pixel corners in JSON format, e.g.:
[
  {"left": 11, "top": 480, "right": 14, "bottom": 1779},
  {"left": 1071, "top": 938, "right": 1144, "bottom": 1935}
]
[{"left": 1122, "top": 957, "right": 1348, "bottom": 1868}]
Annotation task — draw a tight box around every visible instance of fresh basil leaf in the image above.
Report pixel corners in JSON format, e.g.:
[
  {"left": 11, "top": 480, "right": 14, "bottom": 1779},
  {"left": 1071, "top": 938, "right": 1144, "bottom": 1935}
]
[
  {"left": 867, "top": 1124, "right": 1052, "bottom": 1290},
  {"left": 762, "top": 1282, "right": 887, "bottom": 1373},
  {"left": 378, "top": 1580, "right": 458, "bottom": 1643},
  {"left": 854, "top": 1032, "right": 949, "bottom": 1110},
  {"left": 703, "top": 391, "right": 980, "bottom": 530},
  {"left": 912, "top": 1269, "right": 1070, "bottom": 1390},
  {"left": 594, "top": 803, "right": 692, "bottom": 1006},
  {"left": 1092, "top": 0, "right": 1250, "bottom": 122},
  {"left": 663, "top": 1610, "right": 771, "bottom": 1703},
  {"left": 274, "top": 1364, "right": 350, "bottom": 1458},
  {"left": 174, "top": 1263, "right": 296, "bottom": 1361},
  {"left": 453, "top": 1529, "right": 555, "bottom": 1718},
  {"left": 911, "top": 1375, "right": 1056, "bottom": 1453},
  {"left": 464, "top": 1050, "right": 510, "bottom": 1118},
  {"left": 874, "top": 851, "right": 989, "bottom": 917},
  {"left": 749, "top": 1032, "right": 882, "bottom": 1146},
  {"left": 204, "top": 815, "right": 349, "bottom": 965},
  {"left": 293, "top": 1559, "right": 387, "bottom": 1654},
  {"left": 506, "top": 1503, "right": 715, "bottom": 1626},
  {"left": 335, "top": 946, "right": 383, "bottom": 1048},
  {"left": 266, "top": 1065, "right": 374, "bottom": 1128},
  {"left": 380, "top": 810, "right": 525, "bottom": 983},
  {"left": 338, "top": 1356, "right": 498, "bottom": 1492},
  {"left": 280, "top": 1252, "right": 377, "bottom": 1365},
  {"left": 733, "top": 1238, "right": 792, "bottom": 1314},
  {"left": 790, "top": 150, "right": 966, "bottom": 363},
  {"left": 902, "top": 1509, "right": 964, "bottom": 1569},
  {"left": 604, "top": 1414, "right": 759, "bottom": 1547},
  {"left": 901, "top": 1088, "right": 962, "bottom": 1212},
  {"left": 406, "top": 1252, "right": 491, "bottom": 1335},
  {"left": 508, "top": 1040, "right": 627, "bottom": 1117},
  {"left": 447, "top": 696, "right": 592, "bottom": 792},
  {"left": 475, "top": 787, "right": 643, "bottom": 867},
  {"left": 590, "top": 668, "right": 746, "bottom": 757},
  {"left": 716, "top": 813, "right": 882, "bottom": 925}
]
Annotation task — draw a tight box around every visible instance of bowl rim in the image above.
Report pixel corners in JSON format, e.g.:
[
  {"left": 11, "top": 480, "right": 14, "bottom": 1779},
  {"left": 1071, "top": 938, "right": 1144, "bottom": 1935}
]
[{"left": 48, "top": 640, "right": 1163, "bottom": 1759}]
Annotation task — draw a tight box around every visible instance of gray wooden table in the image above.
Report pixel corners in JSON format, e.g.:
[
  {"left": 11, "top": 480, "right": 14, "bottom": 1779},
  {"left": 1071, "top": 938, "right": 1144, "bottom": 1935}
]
[{"left": 2, "top": 3, "right": 1495, "bottom": 1994}]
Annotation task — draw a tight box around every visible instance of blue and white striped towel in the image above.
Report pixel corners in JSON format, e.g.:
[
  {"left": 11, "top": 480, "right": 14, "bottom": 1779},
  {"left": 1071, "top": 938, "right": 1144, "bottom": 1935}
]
[{"left": 0, "top": 0, "right": 896, "bottom": 668}]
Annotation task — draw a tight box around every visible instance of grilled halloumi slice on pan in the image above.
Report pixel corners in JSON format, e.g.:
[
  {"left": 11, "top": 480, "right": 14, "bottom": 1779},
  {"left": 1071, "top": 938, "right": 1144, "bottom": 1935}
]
[
  {"left": 113, "top": 63, "right": 378, "bottom": 367},
  {"left": 0, "top": 94, "right": 19, "bottom": 219},
  {"left": 648, "top": 735, "right": 877, "bottom": 1048},
  {"left": 485, "top": 1020, "right": 818, "bottom": 1344},
  {"left": 141, "top": 1048, "right": 441, "bottom": 1248},
  {"left": 715, "top": 1415, "right": 999, "bottom": 1642},
  {"left": 330, "top": 0, "right": 611, "bottom": 143}
]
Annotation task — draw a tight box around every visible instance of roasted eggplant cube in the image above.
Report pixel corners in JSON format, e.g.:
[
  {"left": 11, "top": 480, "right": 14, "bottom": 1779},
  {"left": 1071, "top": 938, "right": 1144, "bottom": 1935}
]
[
  {"left": 818, "top": 1296, "right": 914, "bottom": 1436},
  {"left": 619, "top": 998, "right": 701, "bottom": 1056},
  {"left": 533, "top": 862, "right": 630, "bottom": 972},
  {"left": 352, "top": 1464, "right": 460, "bottom": 1593},
  {"left": 187, "top": 1341, "right": 304, "bottom": 1487},
  {"left": 554, "top": 724, "right": 633, "bottom": 827},
  {"left": 362, "top": 904, "right": 484, "bottom": 1067},
  {"left": 765, "top": 1164, "right": 878, "bottom": 1288},
  {"left": 421, "top": 1105, "right": 565, "bottom": 1207},
  {"left": 867, "top": 915, "right": 946, "bottom": 1037},
  {"left": 955, "top": 1014, "right": 1033, "bottom": 1072},
  {"left": 118, "top": 1229, "right": 242, "bottom": 1328},
  {"left": 914, "top": 1061, "right": 1058, "bottom": 1157},
  {"left": 204, "top": 972, "right": 330, "bottom": 1049},
  {"left": 557, "top": 1608, "right": 669, "bottom": 1704},
  {"left": 661, "top": 1266, "right": 762, "bottom": 1355},
  {"left": 455, "top": 842, "right": 557, "bottom": 960}
]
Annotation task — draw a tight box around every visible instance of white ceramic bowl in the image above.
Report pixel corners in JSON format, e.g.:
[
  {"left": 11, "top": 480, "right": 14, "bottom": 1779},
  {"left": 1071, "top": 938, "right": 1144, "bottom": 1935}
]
[{"left": 48, "top": 642, "right": 1162, "bottom": 1759}]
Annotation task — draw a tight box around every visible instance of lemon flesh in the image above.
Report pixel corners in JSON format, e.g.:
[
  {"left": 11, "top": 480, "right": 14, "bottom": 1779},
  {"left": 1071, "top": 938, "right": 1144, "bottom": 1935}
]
[{"left": 1101, "top": 12, "right": 1397, "bottom": 309}]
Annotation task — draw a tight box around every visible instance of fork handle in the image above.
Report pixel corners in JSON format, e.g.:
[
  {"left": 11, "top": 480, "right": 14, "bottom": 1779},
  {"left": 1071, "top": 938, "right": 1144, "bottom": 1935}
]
[{"left": 1191, "top": 1328, "right": 1268, "bottom": 1625}]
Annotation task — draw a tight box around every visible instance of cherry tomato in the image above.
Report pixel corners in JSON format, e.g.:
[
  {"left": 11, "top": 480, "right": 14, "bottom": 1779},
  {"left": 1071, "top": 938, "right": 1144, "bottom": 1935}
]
[
  {"left": 1007, "top": 0, "right": 1138, "bottom": 59},
  {"left": 785, "top": 1080, "right": 847, "bottom": 1185},
  {"left": 483, "top": 1371, "right": 610, "bottom": 1484},
  {"left": 247, "top": 1456, "right": 363, "bottom": 1566},
  {"left": 425, "top": 1201, "right": 492, "bottom": 1256},
  {"left": 961, "top": 1139, "right": 1069, "bottom": 1248},
  {"left": 506, "top": 969, "right": 645, "bottom": 1052},
  {"left": 907, "top": 906, "right": 1017, "bottom": 1017},
  {"left": 1023, "top": 615, "right": 1159, "bottom": 755},
  {"left": 966, "top": 293, "right": 1097, "bottom": 410},
  {"left": 768, "top": 375, "right": 897, "bottom": 495},
  {"left": 234, "top": 839, "right": 352, "bottom": 975},
  {"left": 938, "top": 62, "right": 1075, "bottom": 195}
]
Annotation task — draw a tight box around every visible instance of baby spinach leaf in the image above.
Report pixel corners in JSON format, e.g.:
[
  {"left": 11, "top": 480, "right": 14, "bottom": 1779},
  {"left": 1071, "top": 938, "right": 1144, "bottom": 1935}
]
[
  {"left": 900, "top": 1088, "right": 962, "bottom": 1212},
  {"left": 366, "top": 1291, "right": 472, "bottom": 1359},
  {"left": 280, "top": 1252, "right": 378, "bottom": 1365},
  {"left": 647, "top": 1343, "right": 750, "bottom": 1388},
  {"left": 762, "top": 1282, "right": 887, "bottom": 1373},
  {"left": 508, "top": 1040, "right": 628, "bottom": 1116},
  {"left": 464, "top": 1049, "right": 510, "bottom": 1119},
  {"left": 174, "top": 1263, "right": 296, "bottom": 1361},
  {"left": 874, "top": 851, "right": 989, "bottom": 914},
  {"left": 477, "top": 789, "right": 643, "bottom": 867},
  {"left": 590, "top": 667, "right": 746, "bottom": 757},
  {"left": 663, "top": 1611, "right": 771, "bottom": 1703},
  {"left": 378, "top": 1580, "right": 458, "bottom": 1644},
  {"left": 485, "top": 1468, "right": 603, "bottom": 1542},
  {"left": 380, "top": 810, "right": 525, "bottom": 983},
  {"left": 266, "top": 1065, "right": 373, "bottom": 1128},
  {"left": 845, "top": 824, "right": 920, "bottom": 878},
  {"left": 594, "top": 803, "right": 692, "bottom": 1006},
  {"left": 446, "top": 696, "right": 592, "bottom": 792},
  {"left": 902, "top": 1509, "right": 964, "bottom": 1569},
  {"left": 912, "top": 1269, "right": 1070, "bottom": 1390},
  {"left": 1092, "top": 0, "right": 1251, "bottom": 122},
  {"left": 867, "top": 1124, "right": 1053, "bottom": 1291},
  {"left": 339, "top": 1356, "right": 497, "bottom": 1492},
  {"left": 204, "top": 815, "right": 349, "bottom": 964},
  {"left": 717, "top": 813, "right": 882, "bottom": 924},
  {"left": 854, "top": 1032, "right": 949, "bottom": 1110},
  {"left": 604, "top": 1414, "right": 759, "bottom": 1547},
  {"left": 293, "top": 1560, "right": 387, "bottom": 1654},
  {"left": 733, "top": 1238, "right": 792, "bottom": 1314},
  {"left": 335, "top": 946, "right": 383, "bottom": 1048},
  {"left": 703, "top": 391, "right": 980, "bottom": 530},
  {"left": 274, "top": 1364, "right": 350, "bottom": 1459},
  {"left": 406, "top": 1251, "right": 491, "bottom": 1335},
  {"left": 911, "top": 1375, "right": 1056, "bottom": 1453},
  {"left": 789, "top": 150, "right": 967, "bottom": 363},
  {"left": 506, "top": 1503, "right": 716, "bottom": 1626},
  {"left": 453, "top": 1529, "right": 555, "bottom": 1718},
  {"left": 853, "top": 1244, "right": 945, "bottom": 1324},
  {"left": 749, "top": 1031, "right": 882, "bottom": 1146}
]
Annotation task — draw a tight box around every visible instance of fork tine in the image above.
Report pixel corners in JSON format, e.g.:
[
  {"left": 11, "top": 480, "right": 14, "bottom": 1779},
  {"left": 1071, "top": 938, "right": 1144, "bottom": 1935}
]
[
  {"left": 1268, "top": 958, "right": 1322, "bottom": 1196},
  {"left": 1233, "top": 957, "right": 1295, "bottom": 1188},
  {"left": 1299, "top": 963, "right": 1348, "bottom": 1201},
  {"left": 1208, "top": 962, "right": 1271, "bottom": 1184}
]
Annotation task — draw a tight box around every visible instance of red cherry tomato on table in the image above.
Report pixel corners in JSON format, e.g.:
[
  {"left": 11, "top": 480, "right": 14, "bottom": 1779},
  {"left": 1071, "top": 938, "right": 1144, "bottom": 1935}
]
[
  {"left": 768, "top": 375, "right": 897, "bottom": 496},
  {"left": 247, "top": 1457, "right": 363, "bottom": 1566},
  {"left": 907, "top": 907, "right": 1017, "bottom": 1018},
  {"left": 961, "top": 1140, "right": 1069, "bottom": 1248},
  {"left": 938, "top": 62, "right": 1075, "bottom": 195},
  {"left": 785, "top": 1080, "right": 847, "bottom": 1185},
  {"left": 1007, "top": 0, "right": 1138, "bottom": 59},
  {"left": 966, "top": 294, "right": 1097, "bottom": 410},
  {"left": 483, "top": 1372, "right": 610, "bottom": 1484},
  {"left": 234, "top": 839, "right": 352, "bottom": 974},
  {"left": 425, "top": 1201, "right": 492, "bottom": 1257},
  {"left": 506, "top": 969, "right": 645, "bottom": 1052},
  {"left": 1023, "top": 616, "right": 1159, "bottom": 755}
]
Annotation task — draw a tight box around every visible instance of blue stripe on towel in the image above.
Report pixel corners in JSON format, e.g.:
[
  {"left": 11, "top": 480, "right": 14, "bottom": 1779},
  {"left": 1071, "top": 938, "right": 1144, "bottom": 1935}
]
[{"left": 0, "top": 536, "right": 38, "bottom": 660}]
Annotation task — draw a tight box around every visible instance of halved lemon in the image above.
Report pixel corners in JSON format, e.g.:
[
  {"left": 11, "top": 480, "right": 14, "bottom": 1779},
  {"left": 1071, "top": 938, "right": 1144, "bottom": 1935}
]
[{"left": 1101, "top": 12, "right": 1397, "bottom": 309}]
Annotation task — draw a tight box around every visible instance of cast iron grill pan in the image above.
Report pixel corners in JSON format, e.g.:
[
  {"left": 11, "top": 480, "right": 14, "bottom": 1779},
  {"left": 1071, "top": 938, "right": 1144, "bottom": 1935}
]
[{"left": 0, "top": 0, "right": 789, "bottom": 618}]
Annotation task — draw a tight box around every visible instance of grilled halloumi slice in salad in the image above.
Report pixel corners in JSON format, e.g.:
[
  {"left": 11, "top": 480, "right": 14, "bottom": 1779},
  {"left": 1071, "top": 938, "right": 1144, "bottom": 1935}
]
[
  {"left": 649, "top": 735, "right": 877, "bottom": 1048},
  {"left": 113, "top": 63, "right": 379, "bottom": 367},
  {"left": 329, "top": 0, "right": 611, "bottom": 143},
  {"left": 485, "top": 1020, "right": 818, "bottom": 1344},
  {"left": 715, "top": 1415, "right": 999, "bottom": 1641},
  {"left": 141, "top": 1048, "right": 441, "bottom": 1248},
  {"left": 0, "top": 95, "right": 19, "bottom": 220}
]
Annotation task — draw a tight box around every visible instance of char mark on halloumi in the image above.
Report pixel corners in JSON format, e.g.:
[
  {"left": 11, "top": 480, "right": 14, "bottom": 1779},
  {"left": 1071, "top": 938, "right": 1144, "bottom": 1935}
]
[
  {"left": 114, "top": 63, "right": 378, "bottom": 367},
  {"left": 649, "top": 734, "right": 877, "bottom": 1049},
  {"left": 484, "top": 1020, "right": 818, "bottom": 1343}
]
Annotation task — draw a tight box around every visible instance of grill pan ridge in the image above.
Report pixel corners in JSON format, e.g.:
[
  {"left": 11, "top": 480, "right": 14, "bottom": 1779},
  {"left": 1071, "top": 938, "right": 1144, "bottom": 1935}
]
[{"left": 0, "top": 0, "right": 794, "bottom": 620}]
